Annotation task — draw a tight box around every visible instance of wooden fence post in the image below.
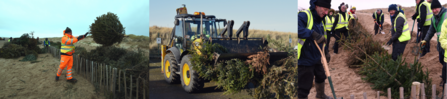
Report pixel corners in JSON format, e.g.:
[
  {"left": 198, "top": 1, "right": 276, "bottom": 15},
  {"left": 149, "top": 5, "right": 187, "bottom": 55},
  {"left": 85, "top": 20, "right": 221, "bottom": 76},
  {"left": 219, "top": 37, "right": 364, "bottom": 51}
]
[
  {"left": 444, "top": 84, "right": 447, "bottom": 99},
  {"left": 105, "top": 65, "right": 109, "bottom": 90},
  {"left": 124, "top": 71, "right": 127, "bottom": 99},
  {"left": 421, "top": 83, "right": 425, "bottom": 99},
  {"left": 412, "top": 85, "right": 416, "bottom": 99},
  {"left": 400, "top": 87, "right": 404, "bottom": 99},
  {"left": 119, "top": 70, "right": 121, "bottom": 92},
  {"left": 91, "top": 61, "right": 93, "bottom": 83},
  {"left": 377, "top": 91, "right": 380, "bottom": 99},
  {"left": 432, "top": 85, "right": 436, "bottom": 99},
  {"left": 363, "top": 92, "right": 367, "bottom": 99},
  {"left": 137, "top": 78, "right": 139, "bottom": 99},
  {"left": 388, "top": 88, "right": 391, "bottom": 99},
  {"left": 130, "top": 75, "right": 133, "bottom": 99},
  {"left": 113, "top": 68, "right": 117, "bottom": 98}
]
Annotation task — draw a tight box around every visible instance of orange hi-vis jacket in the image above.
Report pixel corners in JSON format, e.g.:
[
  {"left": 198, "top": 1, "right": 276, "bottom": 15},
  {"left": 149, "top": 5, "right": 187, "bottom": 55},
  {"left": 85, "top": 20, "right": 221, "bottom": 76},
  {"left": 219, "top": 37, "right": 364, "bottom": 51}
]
[{"left": 60, "top": 33, "right": 79, "bottom": 56}]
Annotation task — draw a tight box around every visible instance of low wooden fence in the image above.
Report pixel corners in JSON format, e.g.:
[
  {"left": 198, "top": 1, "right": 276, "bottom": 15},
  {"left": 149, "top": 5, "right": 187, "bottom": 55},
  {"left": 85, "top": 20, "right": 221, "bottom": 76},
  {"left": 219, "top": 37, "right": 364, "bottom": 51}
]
[{"left": 47, "top": 46, "right": 148, "bottom": 99}]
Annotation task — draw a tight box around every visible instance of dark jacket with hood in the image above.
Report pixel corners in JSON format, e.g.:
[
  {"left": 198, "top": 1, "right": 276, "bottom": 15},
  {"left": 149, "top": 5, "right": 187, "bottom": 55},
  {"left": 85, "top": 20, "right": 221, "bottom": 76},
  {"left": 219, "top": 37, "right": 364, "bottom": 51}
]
[
  {"left": 331, "top": 5, "right": 351, "bottom": 32},
  {"left": 298, "top": 0, "right": 325, "bottom": 66},
  {"left": 412, "top": 0, "right": 429, "bottom": 27},
  {"left": 390, "top": 11, "right": 406, "bottom": 43},
  {"left": 424, "top": 7, "right": 447, "bottom": 41}
]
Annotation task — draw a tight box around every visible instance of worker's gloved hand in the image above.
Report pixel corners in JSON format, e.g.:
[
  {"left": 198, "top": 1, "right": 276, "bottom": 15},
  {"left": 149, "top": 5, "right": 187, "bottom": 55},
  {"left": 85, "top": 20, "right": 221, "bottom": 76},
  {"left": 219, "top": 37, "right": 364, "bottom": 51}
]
[
  {"left": 312, "top": 31, "right": 326, "bottom": 44},
  {"left": 325, "top": 48, "right": 331, "bottom": 63},
  {"left": 386, "top": 39, "right": 393, "bottom": 45},
  {"left": 412, "top": 15, "right": 417, "bottom": 20},
  {"left": 421, "top": 40, "right": 427, "bottom": 48},
  {"left": 84, "top": 32, "right": 89, "bottom": 37},
  {"left": 77, "top": 35, "right": 85, "bottom": 40},
  {"left": 379, "top": 24, "right": 381, "bottom": 27}
]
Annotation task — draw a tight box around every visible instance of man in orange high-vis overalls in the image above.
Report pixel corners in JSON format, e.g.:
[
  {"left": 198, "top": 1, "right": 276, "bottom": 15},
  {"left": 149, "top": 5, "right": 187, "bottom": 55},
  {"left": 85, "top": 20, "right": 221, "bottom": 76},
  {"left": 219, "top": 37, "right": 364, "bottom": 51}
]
[{"left": 56, "top": 27, "right": 88, "bottom": 82}]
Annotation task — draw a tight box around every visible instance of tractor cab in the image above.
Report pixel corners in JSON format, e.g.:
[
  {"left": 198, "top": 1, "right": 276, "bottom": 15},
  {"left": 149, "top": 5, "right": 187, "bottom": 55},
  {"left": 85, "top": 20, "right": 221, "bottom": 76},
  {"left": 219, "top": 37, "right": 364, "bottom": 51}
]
[{"left": 171, "top": 10, "right": 227, "bottom": 54}]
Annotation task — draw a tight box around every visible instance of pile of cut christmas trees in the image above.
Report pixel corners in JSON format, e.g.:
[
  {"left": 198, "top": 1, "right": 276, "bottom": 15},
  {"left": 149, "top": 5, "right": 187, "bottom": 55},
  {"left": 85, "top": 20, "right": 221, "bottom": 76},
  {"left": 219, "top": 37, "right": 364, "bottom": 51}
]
[
  {"left": 78, "top": 12, "right": 149, "bottom": 99},
  {"left": 341, "top": 20, "right": 433, "bottom": 99},
  {"left": 190, "top": 35, "right": 298, "bottom": 99},
  {"left": 0, "top": 33, "right": 43, "bottom": 62}
]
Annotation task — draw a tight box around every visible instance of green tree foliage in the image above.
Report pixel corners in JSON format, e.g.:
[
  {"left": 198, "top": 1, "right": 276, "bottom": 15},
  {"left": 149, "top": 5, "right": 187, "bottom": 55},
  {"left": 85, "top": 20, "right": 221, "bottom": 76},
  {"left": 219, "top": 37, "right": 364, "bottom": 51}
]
[
  {"left": 342, "top": 20, "right": 433, "bottom": 99},
  {"left": 358, "top": 53, "right": 432, "bottom": 99},
  {"left": 90, "top": 12, "right": 125, "bottom": 46},
  {"left": 1, "top": 33, "right": 40, "bottom": 59}
]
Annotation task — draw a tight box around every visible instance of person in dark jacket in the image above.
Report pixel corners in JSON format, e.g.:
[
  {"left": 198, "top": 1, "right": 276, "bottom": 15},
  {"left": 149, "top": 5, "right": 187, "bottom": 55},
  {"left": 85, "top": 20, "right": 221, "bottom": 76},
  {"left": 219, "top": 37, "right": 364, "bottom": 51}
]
[
  {"left": 387, "top": 4, "right": 412, "bottom": 61},
  {"left": 297, "top": 0, "right": 332, "bottom": 98},
  {"left": 412, "top": 0, "right": 434, "bottom": 56},
  {"left": 420, "top": 0, "right": 447, "bottom": 87},
  {"left": 373, "top": 9, "right": 385, "bottom": 35},
  {"left": 331, "top": 3, "right": 351, "bottom": 54}
]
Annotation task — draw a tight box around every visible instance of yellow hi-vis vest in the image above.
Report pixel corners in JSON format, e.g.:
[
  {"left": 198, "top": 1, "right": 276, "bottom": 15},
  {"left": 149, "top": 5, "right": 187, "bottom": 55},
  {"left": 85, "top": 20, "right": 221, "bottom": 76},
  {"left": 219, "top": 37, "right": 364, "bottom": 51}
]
[
  {"left": 8, "top": 39, "right": 10, "bottom": 42},
  {"left": 442, "top": 19, "right": 447, "bottom": 62},
  {"left": 394, "top": 13, "right": 411, "bottom": 42},
  {"left": 335, "top": 13, "right": 350, "bottom": 30},
  {"left": 374, "top": 11, "right": 384, "bottom": 22},
  {"left": 324, "top": 16, "right": 334, "bottom": 31},
  {"left": 60, "top": 35, "right": 75, "bottom": 54},
  {"left": 416, "top": 1, "right": 433, "bottom": 26},
  {"left": 297, "top": 9, "right": 327, "bottom": 59}
]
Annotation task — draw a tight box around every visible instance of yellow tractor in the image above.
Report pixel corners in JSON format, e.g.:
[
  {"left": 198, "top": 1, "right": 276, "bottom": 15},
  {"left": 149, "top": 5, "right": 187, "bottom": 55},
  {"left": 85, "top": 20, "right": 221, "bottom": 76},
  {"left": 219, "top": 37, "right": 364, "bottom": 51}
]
[{"left": 160, "top": 5, "right": 288, "bottom": 93}]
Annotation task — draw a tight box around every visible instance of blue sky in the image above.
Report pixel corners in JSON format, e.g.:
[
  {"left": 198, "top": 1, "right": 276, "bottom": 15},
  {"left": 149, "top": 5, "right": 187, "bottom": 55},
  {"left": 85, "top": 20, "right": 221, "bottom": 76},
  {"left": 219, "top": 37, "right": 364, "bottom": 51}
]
[
  {"left": 0, "top": 0, "right": 149, "bottom": 38},
  {"left": 298, "top": 0, "right": 424, "bottom": 10},
  {"left": 150, "top": 0, "right": 297, "bottom": 33}
]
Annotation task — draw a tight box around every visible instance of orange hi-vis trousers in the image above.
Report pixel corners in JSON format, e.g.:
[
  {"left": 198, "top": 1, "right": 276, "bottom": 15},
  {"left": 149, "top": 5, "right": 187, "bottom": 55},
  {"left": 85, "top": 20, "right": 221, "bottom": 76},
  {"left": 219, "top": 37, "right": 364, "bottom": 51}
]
[{"left": 57, "top": 55, "right": 74, "bottom": 80}]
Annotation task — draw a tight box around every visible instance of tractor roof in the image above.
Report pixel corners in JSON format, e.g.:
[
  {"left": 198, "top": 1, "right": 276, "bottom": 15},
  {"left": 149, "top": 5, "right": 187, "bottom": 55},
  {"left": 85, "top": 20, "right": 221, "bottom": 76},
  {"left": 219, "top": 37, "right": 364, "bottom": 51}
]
[{"left": 175, "top": 14, "right": 215, "bottom": 19}]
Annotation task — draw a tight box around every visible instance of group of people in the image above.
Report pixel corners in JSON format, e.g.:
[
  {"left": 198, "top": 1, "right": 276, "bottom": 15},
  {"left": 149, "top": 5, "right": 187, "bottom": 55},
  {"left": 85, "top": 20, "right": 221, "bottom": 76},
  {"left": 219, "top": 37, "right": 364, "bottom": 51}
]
[{"left": 298, "top": 0, "right": 447, "bottom": 98}]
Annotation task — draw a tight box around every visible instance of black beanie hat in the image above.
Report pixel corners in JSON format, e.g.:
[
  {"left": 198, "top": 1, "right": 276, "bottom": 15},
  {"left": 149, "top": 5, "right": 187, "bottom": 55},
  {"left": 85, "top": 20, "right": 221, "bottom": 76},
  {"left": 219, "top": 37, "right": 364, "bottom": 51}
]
[
  {"left": 315, "top": 0, "right": 331, "bottom": 9},
  {"left": 431, "top": 0, "right": 442, "bottom": 9},
  {"left": 65, "top": 27, "right": 72, "bottom": 33}
]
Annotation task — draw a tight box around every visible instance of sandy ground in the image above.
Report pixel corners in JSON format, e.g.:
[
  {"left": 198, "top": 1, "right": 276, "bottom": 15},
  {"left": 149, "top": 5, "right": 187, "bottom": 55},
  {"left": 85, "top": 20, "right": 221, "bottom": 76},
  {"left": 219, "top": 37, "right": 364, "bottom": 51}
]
[
  {"left": 0, "top": 55, "right": 105, "bottom": 98},
  {"left": 305, "top": 11, "right": 444, "bottom": 98},
  {"left": 0, "top": 40, "right": 105, "bottom": 99}
]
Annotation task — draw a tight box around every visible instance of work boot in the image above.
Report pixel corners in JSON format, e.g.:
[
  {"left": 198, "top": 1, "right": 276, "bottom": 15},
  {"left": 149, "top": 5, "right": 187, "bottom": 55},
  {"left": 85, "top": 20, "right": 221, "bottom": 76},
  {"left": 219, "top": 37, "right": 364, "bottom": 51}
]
[
  {"left": 67, "top": 78, "right": 77, "bottom": 83},
  {"left": 55, "top": 76, "right": 59, "bottom": 81},
  {"left": 315, "top": 82, "right": 334, "bottom": 99}
]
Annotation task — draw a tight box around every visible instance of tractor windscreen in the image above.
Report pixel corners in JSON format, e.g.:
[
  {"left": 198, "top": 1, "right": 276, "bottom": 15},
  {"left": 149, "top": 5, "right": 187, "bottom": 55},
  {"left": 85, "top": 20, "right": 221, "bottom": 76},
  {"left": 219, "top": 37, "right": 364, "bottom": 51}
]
[{"left": 185, "top": 20, "right": 217, "bottom": 39}]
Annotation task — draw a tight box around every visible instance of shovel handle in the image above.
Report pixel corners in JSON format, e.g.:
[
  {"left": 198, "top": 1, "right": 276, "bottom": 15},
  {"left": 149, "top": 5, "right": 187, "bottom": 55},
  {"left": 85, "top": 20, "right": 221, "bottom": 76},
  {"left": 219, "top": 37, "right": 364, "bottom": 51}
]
[{"left": 314, "top": 40, "right": 331, "bottom": 77}]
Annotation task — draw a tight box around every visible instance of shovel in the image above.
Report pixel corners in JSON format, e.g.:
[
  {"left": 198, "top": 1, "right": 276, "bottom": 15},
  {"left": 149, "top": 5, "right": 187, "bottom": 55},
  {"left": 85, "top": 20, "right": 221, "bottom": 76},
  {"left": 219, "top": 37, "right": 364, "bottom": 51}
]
[{"left": 313, "top": 40, "right": 342, "bottom": 99}]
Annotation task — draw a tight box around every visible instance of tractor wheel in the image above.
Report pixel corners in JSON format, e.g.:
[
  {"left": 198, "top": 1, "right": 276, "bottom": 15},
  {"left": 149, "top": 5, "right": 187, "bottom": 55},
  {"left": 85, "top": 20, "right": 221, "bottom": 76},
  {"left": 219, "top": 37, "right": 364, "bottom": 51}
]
[
  {"left": 163, "top": 53, "right": 180, "bottom": 84},
  {"left": 180, "top": 55, "right": 204, "bottom": 93}
]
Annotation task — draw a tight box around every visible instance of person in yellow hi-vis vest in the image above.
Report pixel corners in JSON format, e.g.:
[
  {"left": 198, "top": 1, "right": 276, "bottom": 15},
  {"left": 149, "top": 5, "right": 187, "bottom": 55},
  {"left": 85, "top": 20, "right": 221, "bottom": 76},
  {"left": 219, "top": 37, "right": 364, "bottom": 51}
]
[
  {"left": 386, "top": 4, "right": 411, "bottom": 61},
  {"left": 8, "top": 37, "right": 12, "bottom": 42},
  {"left": 423, "top": 0, "right": 447, "bottom": 89},
  {"left": 297, "top": 0, "right": 332, "bottom": 99},
  {"left": 412, "top": 0, "right": 434, "bottom": 56},
  {"left": 331, "top": 3, "right": 351, "bottom": 54},
  {"left": 323, "top": 9, "right": 335, "bottom": 52},
  {"left": 55, "top": 27, "right": 88, "bottom": 83}
]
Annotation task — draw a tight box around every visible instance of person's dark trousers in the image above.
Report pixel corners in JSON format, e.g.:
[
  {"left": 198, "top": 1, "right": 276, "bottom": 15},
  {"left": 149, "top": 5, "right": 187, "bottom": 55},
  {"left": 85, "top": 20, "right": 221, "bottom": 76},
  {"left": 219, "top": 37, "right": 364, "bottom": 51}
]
[
  {"left": 297, "top": 64, "right": 327, "bottom": 98},
  {"left": 443, "top": 62, "right": 446, "bottom": 86},
  {"left": 374, "top": 24, "right": 382, "bottom": 35},
  {"left": 324, "top": 31, "right": 332, "bottom": 52},
  {"left": 421, "top": 26, "right": 431, "bottom": 55},
  {"left": 392, "top": 41, "right": 408, "bottom": 61},
  {"left": 333, "top": 29, "right": 348, "bottom": 54},
  {"left": 438, "top": 42, "right": 445, "bottom": 64}
]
